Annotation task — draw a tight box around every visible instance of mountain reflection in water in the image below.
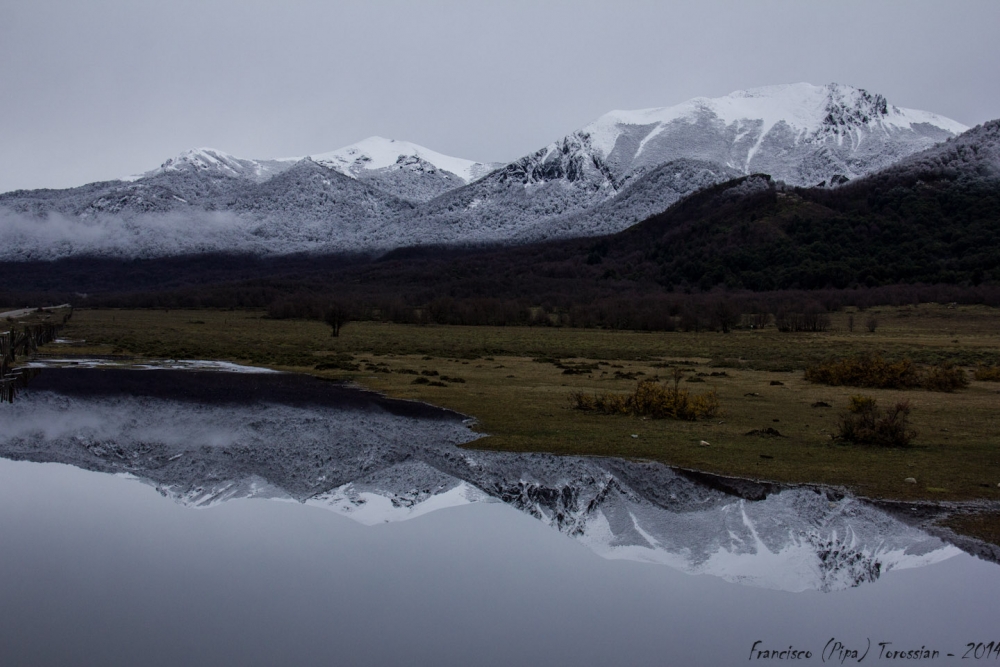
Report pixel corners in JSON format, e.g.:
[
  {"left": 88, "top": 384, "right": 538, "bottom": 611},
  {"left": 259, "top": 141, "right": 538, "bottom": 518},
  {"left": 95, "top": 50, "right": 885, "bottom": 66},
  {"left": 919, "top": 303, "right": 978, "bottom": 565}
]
[{"left": 0, "top": 367, "right": 960, "bottom": 592}]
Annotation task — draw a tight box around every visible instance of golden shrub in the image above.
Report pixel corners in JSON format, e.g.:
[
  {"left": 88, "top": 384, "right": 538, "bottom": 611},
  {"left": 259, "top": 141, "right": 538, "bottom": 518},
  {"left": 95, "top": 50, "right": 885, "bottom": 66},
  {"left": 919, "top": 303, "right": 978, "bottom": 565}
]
[
  {"left": 806, "top": 354, "right": 968, "bottom": 392},
  {"left": 974, "top": 365, "right": 1000, "bottom": 382},
  {"left": 572, "top": 380, "right": 719, "bottom": 421}
]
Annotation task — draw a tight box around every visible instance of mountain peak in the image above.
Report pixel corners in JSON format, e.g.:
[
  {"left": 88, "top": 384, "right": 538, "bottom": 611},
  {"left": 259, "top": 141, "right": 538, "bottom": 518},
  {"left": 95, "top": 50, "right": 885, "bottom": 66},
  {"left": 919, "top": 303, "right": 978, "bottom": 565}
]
[
  {"left": 309, "top": 137, "right": 495, "bottom": 184},
  {"left": 581, "top": 82, "right": 969, "bottom": 156},
  {"left": 567, "top": 82, "right": 968, "bottom": 185},
  {"left": 126, "top": 147, "right": 296, "bottom": 183}
]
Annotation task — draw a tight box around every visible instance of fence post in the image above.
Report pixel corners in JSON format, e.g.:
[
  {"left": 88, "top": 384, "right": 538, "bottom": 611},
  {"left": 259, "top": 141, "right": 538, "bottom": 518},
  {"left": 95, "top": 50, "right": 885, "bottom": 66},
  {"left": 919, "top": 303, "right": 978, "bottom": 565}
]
[{"left": 1, "top": 323, "right": 62, "bottom": 403}]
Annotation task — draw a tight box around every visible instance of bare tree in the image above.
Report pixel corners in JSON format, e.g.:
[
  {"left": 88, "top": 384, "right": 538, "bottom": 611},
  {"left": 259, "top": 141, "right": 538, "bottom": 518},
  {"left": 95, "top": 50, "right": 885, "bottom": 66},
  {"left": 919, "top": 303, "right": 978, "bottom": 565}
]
[
  {"left": 324, "top": 302, "right": 349, "bottom": 337},
  {"left": 712, "top": 298, "right": 740, "bottom": 333}
]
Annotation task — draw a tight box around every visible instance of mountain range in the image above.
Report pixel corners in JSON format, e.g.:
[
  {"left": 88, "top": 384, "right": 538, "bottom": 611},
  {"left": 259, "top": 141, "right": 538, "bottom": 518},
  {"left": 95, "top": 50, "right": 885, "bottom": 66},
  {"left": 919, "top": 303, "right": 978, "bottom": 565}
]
[
  {"left": 1, "top": 117, "right": 997, "bottom": 306},
  {"left": 0, "top": 83, "right": 971, "bottom": 261}
]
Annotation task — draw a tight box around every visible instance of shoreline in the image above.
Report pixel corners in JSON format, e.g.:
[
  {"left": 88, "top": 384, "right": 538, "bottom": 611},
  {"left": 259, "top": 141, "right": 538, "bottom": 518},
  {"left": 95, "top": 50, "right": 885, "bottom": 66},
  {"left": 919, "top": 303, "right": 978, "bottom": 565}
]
[{"left": 14, "top": 353, "right": 1000, "bottom": 557}]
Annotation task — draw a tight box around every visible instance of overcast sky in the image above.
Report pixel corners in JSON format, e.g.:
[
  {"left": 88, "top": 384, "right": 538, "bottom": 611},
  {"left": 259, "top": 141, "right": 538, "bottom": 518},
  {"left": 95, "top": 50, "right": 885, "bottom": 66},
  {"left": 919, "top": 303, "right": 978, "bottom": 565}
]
[{"left": 2, "top": 0, "right": 998, "bottom": 193}]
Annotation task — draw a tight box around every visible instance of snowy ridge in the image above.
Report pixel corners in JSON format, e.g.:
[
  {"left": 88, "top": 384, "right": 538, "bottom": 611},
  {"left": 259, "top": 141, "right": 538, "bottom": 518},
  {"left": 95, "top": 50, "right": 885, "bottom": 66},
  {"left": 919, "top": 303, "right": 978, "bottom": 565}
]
[
  {"left": 126, "top": 147, "right": 297, "bottom": 183},
  {"left": 154, "top": 475, "right": 293, "bottom": 509},
  {"left": 566, "top": 82, "right": 967, "bottom": 186},
  {"left": 572, "top": 492, "right": 960, "bottom": 592},
  {"left": 309, "top": 136, "right": 498, "bottom": 184},
  {"left": 587, "top": 83, "right": 967, "bottom": 164},
  {"left": 308, "top": 476, "right": 493, "bottom": 525},
  {"left": 887, "top": 117, "right": 1000, "bottom": 178},
  {"left": 0, "top": 369, "right": 964, "bottom": 592},
  {"left": 306, "top": 137, "right": 501, "bottom": 202}
]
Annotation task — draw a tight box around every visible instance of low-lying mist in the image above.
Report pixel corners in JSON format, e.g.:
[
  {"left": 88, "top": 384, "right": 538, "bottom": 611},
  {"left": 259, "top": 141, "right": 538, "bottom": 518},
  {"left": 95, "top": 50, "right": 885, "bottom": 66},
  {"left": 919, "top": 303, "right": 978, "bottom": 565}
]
[{"left": 0, "top": 209, "right": 353, "bottom": 260}]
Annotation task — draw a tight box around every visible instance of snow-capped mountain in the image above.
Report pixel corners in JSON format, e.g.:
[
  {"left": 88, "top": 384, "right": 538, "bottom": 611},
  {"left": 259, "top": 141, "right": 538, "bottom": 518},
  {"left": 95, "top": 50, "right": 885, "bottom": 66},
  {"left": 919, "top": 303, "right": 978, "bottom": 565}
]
[
  {"left": 401, "top": 83, "right": 968, "bottom": 244},
  {"left": 0, "top": 83, "right": 973, "bottom": 259},
  {"left": 126, "top": 147, "right": 298, "bottom": 183},
  {"left": 584, "top": 82, "right": 966, "bottom": 186},
  {"left": 0, "top": 136, "right": 492, "bottom": 257},
  {"left": 312, "top": 136, "right": 498, "bottom": 183},
  {"left": 3, "top": 365, "right": 964, "bottom": 592},
  {"left": 310, "top": 136, "right": 501, "bottom": 202},
  {"left": 125, "top": 138, "right": 500, "bottom": 204}
]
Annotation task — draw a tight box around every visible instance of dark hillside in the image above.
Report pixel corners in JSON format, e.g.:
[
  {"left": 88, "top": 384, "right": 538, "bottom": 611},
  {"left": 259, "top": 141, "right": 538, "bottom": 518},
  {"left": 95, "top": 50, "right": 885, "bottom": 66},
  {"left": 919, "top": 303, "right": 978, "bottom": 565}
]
[{"left": 599, "top": 120, "right": 1000, "bottom": 290}]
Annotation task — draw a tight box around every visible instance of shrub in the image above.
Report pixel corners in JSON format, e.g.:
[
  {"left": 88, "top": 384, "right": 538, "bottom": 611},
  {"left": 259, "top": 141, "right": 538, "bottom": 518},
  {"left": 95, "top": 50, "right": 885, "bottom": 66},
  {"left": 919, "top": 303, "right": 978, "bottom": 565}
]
[
  {"left": 975, "top": 365, "right": 1000, "bottom": 382},
  {"left": 923, "top": 364, "right": 969, "bottom": 392},
  {"left": 585, "top": 391, "right": 631, "bottom": 415},
  {"left": 836, "top": 395, "right": 916, "bottom": 447},
  {"left": 804, "top": 354, "right": 920, "bottom": 389},
  {"left": 805, "top": 354, "right": 968, "bottom": 392},
  {"left": 689, "top": 389, "right": 722, "bottom": 419},
  {"left": 572, "top": 377, "right": 719, "bottom": 421}
]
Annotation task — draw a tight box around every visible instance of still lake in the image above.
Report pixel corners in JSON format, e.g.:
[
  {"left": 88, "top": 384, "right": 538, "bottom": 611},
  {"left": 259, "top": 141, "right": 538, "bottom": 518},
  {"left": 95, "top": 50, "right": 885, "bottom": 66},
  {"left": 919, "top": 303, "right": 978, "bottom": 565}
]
[{"left": 1, "top": 366, "right": 998, "bottom": 666}]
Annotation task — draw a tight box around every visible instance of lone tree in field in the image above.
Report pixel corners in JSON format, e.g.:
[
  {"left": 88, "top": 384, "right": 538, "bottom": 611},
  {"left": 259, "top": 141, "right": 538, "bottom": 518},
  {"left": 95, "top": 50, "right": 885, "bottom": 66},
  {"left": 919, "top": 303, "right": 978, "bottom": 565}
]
[
  {"left": 324, "top": 302, "right": 349, "bottom": 337},
  {"left": 712, "top": 297, "right": 740, "bottom": 333}
]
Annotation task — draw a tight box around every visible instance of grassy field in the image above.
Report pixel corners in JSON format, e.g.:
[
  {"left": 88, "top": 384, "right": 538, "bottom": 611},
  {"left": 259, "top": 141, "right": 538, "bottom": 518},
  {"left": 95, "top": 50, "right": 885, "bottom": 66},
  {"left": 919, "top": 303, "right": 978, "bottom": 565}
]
[{"left": 33, "top": 305, "right": 1000, "bottom": 541}]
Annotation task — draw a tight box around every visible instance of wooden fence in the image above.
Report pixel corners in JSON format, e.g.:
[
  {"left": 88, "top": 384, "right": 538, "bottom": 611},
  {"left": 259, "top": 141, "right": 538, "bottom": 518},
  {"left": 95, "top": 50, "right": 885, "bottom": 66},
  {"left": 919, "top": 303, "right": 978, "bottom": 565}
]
[{"left": 1, "top": 323, "right": 61, "bottom": 403}]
